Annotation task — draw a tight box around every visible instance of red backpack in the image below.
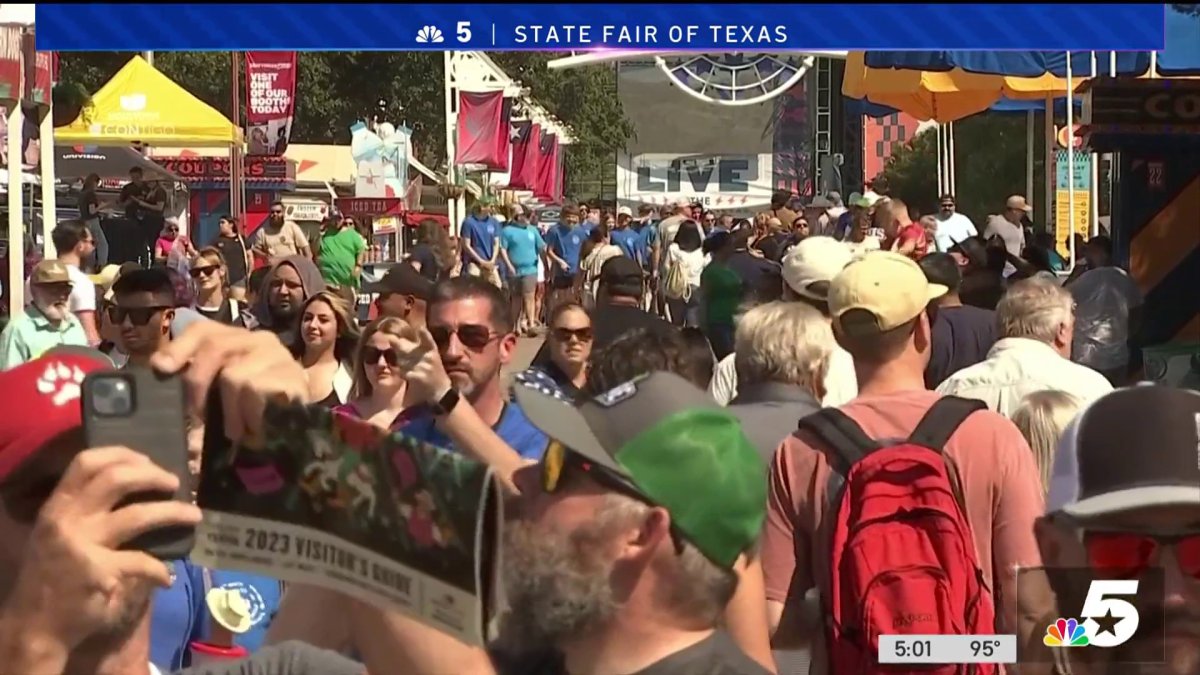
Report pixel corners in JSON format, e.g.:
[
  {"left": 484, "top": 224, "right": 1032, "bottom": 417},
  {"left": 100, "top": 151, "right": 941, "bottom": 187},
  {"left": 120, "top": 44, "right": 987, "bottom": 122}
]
[{"left": 798, "top": 396, "right": 997, "bottom": 675}]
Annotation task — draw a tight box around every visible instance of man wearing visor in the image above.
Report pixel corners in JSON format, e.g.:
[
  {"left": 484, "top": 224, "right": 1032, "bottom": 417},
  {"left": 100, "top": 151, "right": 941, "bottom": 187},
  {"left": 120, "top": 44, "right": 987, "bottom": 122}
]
[{"left": 496, "top": 371, "right": 773, "bottom": 674}]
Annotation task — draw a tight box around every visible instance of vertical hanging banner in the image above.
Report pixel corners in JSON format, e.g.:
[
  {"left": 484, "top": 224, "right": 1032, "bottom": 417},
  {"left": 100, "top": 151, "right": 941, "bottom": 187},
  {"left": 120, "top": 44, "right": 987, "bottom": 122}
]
[
  {"left": 245, "top": 51, "right": 297, "bottom": 156},
  {"left": 455, "top": 91, "right": 511, "bottom": 171},
  {"left": 507, "top": 121, "right": 539, "bottom": 191},
  {"left": 534, "top": 132, "right": 559, "bottom": 203}
]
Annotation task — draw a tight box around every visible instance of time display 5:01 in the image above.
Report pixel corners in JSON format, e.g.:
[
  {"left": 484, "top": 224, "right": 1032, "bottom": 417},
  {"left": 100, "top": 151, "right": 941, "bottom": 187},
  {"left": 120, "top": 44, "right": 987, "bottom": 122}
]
[{"left": 890, "top": 638, "right": 933, "bottom": 659}]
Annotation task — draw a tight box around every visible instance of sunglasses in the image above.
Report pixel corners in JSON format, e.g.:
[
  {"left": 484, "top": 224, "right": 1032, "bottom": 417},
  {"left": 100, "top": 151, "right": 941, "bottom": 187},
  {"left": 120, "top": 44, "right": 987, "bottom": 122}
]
[
  {"left": 552, "top": 327, "right": 593, "bottom": 343},
  {"left": 189, "top": 266, "right": 219, "bottom": 279},
  {"left": 107, "top": 305, "right": 171, "bottom": 326},
  {"left": 541, "top": 441, "right": 685, "bottom": 554},
  {"left": 271, "top": 209, "right": 284, "bottom": 216},
  {"left": 1083, "top": 529, "right": 1200, "bottom": 580},
  {"left": 429, "top": 324, "right": 498, "bottom": 351},
  {"left": 362, "top": 346, "right": 400, "bottom": 368},
  {"left": 941, "top": 203, "right": 956, "bottom": 208}
]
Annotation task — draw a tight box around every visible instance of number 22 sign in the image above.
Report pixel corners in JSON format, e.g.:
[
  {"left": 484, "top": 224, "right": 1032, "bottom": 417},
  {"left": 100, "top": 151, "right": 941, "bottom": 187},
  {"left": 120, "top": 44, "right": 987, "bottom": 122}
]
[{"left": 1148, "top": 162, "right": 1165, "bottom": 190}]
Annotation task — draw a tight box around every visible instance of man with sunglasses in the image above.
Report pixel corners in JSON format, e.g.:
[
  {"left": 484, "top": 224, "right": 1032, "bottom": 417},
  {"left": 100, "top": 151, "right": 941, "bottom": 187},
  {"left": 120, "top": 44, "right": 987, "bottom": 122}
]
[
  {"left": 493, "top": 371, "right": 772, "bottom": 674},
  {"left": 1035, "top": 386, "right": 1200, "bottom": 675},
  {"left": 398, "top": 276, "right": 548, "bottom": 460},
  {"left": 48, "top": 220, "right": 102, "bottom": 348},
  {"left": 110, "top": 269, "right": 177, "bottom": 369},
  {"left": 0, "top": 260, "right": 88, "bottom": 370},
  {"left": 932, "top": 193, "right": 977, "bottom": 253}
]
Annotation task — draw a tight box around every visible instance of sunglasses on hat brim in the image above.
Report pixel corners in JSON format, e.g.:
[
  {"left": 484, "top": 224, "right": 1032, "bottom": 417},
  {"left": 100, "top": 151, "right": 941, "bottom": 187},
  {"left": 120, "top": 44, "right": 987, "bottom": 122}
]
[{"left": 541, "top": 440, "right": 684, "bottom": 555}]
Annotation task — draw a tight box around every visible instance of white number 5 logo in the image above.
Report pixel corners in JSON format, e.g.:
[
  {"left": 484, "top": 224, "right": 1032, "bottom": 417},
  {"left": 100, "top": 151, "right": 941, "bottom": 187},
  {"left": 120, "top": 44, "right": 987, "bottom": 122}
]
[{"left": 1080, "top": 579, "right": 1140, "bottom": 647}]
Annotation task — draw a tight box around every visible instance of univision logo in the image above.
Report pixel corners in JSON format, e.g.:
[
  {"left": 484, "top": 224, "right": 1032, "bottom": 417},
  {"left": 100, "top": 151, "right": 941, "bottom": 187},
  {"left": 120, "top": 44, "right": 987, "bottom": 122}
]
[{"left": 1043, "top": 618, "right": 1089, "bottom": 647}]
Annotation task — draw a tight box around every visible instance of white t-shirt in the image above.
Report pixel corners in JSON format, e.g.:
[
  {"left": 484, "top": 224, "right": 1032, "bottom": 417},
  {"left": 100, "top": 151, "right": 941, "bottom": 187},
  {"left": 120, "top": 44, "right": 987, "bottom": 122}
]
[
  {"left": 667, "top": 245, "right": 708, "bottom": 287},
  {"left": 709, "top": 343, "right": 858, "bottom": 407},
  {"left": 933, "top": 212, "right": 978, "bottom": 252},
  {"left": 67, "top": 264, "right": 97, "bottom": 313}
]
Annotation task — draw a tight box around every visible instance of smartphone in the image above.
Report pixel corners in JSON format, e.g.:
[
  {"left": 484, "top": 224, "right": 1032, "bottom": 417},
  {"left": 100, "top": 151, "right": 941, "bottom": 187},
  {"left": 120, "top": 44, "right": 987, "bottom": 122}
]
[{"left": 81, "top": 366, "right": 195, "bottom": 560}]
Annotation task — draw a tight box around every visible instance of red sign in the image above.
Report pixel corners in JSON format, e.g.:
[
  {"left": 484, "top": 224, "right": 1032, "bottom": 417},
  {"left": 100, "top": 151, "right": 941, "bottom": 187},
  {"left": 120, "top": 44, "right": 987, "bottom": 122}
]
[
  {"left": 245, "top": 52, "right": 298, "bottom": 156},
  {"left": 21, "top": 32, "right": 50, "bottom": 109},
  {"left": 153, "top": 155, "right": 291, "bottom": 181},
  {"left": 336, "top": 198, "right": 405, "bottom": 218},
  {"left": 0, "top": 27, "right": 22, "bottom": 103}
]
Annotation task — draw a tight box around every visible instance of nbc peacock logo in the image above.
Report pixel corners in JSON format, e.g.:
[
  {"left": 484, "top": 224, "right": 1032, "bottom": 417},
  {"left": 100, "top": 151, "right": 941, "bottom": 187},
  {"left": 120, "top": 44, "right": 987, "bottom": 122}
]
[{"left": 1044, "top": 618, "right": 1090, "bottom": 647}]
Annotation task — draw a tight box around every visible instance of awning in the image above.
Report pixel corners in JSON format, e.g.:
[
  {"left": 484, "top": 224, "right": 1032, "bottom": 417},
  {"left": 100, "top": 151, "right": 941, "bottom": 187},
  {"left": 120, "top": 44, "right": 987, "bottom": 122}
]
[
  {"left": 57, "top": 55, "right": 242, "bottom": 147},
  {"left": 404, "top": 212, "right": 449, "bottom": 228},
  {"left": 862, "top": 7, "right": 1200, "bottom": 77},
  {"left": 843, "top": 51, "right": 1078, "bottom": 122},
  {"left": 57, "top": 145, "right": 179, "bottom": 182}
]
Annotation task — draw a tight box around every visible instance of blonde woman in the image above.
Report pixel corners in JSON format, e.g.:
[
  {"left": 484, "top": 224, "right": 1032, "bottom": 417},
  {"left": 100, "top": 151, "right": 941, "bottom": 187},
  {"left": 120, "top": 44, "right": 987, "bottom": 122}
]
[
  {"left": 1011, "top": 390, "right": 1083, "bottom": 495},
  {"left": 291, "top": 290, "right": 358, "bottom": 407},
  {"left": 191, "top": 246, "right": 253, "bottom": 327},
  {"left": 335, "top": 316, "right": 421, "bottom": 429}
]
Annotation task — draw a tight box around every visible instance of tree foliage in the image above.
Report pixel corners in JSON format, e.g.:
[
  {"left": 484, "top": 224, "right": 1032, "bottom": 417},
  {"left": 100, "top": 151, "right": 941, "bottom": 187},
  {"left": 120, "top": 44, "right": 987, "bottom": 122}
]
[
  {"left": 56, "top": 51, "right": 632, "bottom": 200},
  {"left": 877, "top": 114, "right": 1048, "bottom": 226}
]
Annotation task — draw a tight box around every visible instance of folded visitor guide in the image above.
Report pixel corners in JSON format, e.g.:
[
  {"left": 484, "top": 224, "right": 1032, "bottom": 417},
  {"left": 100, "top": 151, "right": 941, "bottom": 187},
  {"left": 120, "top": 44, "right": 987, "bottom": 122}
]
[{"left": 193, "top": 402, "right": 502, "bottom": 646}]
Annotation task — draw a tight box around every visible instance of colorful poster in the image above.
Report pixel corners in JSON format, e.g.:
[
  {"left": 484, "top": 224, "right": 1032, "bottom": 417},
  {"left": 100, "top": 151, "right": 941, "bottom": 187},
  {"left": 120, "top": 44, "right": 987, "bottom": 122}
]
[
  {"left": 194, "top": 403, "right": 501, "bottom": 646},
  {"left": 245, "top": 51, "right": 298, "bottom": 156}
]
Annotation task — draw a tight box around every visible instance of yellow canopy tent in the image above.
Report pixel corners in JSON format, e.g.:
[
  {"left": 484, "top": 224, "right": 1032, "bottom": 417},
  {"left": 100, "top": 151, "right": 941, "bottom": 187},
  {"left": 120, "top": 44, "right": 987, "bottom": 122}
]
[
  {"left": 57, "top": 55, "right": 242, "bottom": 147},
  {"left": 842, "top": 51, "right": 1077, "bottom": 122}
]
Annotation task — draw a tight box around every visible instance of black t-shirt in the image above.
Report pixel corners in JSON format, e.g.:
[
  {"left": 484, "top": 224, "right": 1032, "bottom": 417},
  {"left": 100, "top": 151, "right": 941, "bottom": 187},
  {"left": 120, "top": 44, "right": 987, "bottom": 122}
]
[
  {"left": 728, "top": 251, "right": 783, "bottom": 303},
  {"left": 959, "top": 269, "right": 1006, "bottom": 310},
  {"left": 79, "top": 188, "right": 99, "bottom": 221},
  {"left": 141, "top": 184, "right": 167, "bottom": 229},
  {"left": 409, "top": 243, "right": 445, "bottom": 282},
  {"left": 195, "top": 297, "right": 247, "bottom": 328},
  {"left": 214, "top": 234, "right": 249, "bottom": 283},
  {"left": 925, "top": 304, "right": 999, "bottom": 388},
  {"left": 492, "top": 631, "right": 771, "bottom": 675},
  {"left": 119, "top": 181, "right": 147, "bottom": 220},
  {"left": 531, "top": 301, "right": 677, "bottom": 367}
]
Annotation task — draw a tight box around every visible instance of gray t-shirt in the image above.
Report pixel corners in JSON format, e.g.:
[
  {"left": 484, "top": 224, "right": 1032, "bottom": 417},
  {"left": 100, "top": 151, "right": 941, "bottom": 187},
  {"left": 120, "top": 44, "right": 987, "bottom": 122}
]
[{"left": 173, "top": 641, "right": 362, "bottom": 675}]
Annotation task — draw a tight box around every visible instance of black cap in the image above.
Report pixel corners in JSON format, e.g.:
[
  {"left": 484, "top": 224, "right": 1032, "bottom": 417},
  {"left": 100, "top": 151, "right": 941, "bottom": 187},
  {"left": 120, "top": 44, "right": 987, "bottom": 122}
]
[
  {"left": 364, "top": 262, "right": 433, "bottom": 299},
  {"left": 1048, "top": 386, "right": 1200, "bottom": 519},
  {"left": 598, "top": 256, "right": 642, "bottom": 291}
]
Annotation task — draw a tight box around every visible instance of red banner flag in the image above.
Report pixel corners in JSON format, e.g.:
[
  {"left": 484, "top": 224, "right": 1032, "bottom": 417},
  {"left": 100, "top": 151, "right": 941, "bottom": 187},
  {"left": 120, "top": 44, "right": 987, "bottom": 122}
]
[
  {"left": 455, "top": 91, "right": 511, "bottom": 171},
  {"left": 534, "top": 132, "right": 559, "bottom": 203},
  {"left": 245, "top": 51, "right": 298, "bottom": 156},
  {"left": 507, "top": 121, "right": 540, "bottom": 191}
]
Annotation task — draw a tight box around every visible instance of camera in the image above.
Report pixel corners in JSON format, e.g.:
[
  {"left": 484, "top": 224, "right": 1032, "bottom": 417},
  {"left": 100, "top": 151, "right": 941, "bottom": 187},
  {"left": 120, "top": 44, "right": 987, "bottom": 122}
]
[{"left": 86, "top": 374, "right": 135, "bottom": 418}]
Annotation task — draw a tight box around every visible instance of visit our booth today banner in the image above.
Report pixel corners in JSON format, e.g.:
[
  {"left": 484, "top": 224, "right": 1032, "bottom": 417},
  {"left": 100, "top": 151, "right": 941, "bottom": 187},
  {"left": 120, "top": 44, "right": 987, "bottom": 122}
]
[{"left": 245, "top": 51, "right": 297, "bottom": 156}]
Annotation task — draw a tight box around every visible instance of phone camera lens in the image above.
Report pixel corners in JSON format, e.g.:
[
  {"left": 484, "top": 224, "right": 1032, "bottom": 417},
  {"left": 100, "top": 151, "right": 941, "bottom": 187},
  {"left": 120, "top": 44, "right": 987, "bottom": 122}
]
[{"left": 91, "top": 377, "right": 134, "bottom": 417}]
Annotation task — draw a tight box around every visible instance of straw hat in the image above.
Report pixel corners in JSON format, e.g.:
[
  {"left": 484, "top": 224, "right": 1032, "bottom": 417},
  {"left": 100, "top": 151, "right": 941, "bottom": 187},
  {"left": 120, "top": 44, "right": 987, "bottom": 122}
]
[
  {"left": 88, "top": 264, "right": 122, "bottom": 292},
  {"left": 205, "top": 587, "right": 254, "bottom": 634}
]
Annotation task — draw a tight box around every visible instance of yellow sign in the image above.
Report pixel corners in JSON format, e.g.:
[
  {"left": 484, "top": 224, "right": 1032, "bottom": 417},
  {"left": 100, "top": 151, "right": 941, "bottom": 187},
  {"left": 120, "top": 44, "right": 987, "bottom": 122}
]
[{"left": 1054, "top": 189, "right": 1090, "bottom": 259}]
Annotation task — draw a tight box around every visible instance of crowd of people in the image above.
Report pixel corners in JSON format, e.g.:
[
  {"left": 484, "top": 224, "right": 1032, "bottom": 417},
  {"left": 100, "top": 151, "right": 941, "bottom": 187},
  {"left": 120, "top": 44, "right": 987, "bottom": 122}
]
[{"left": 0, "top": 174, "right": 1193, "bottom": 675}]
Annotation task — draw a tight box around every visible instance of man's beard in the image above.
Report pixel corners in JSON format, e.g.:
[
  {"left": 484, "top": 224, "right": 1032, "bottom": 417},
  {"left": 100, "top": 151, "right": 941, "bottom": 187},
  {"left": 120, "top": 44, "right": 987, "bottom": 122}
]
[
  {"left": 71, "top": 577, "right": 154, "bottom": 663},
  {"left": 497, "top": 519, "right": 620, "bottom": 652}
]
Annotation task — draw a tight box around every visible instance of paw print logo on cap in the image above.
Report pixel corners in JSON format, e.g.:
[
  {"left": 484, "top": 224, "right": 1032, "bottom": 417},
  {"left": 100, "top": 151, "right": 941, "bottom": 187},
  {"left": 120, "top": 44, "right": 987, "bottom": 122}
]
[{"left": 36, "top": 361, "right": 86, "bottom": 407}]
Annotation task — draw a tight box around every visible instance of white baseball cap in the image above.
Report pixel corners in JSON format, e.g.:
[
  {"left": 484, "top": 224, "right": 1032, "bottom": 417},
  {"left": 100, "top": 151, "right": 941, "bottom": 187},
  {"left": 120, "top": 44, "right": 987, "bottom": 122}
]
[
  {"left": 617, "top": 206, "right": 633, "bottom": 217},
  {"left": 782, "top": 236, "right": 855, "bottom": 301}
]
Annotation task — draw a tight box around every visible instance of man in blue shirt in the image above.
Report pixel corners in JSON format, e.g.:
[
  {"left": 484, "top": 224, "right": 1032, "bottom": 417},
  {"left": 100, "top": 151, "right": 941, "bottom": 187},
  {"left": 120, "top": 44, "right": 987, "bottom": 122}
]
[
  {"left": 499, "top": 205, "right": 547, "bottom": 335},
  {"left": 542, "top": 205, "right": 586, "bottom": 308},
  {"left": 609, "top": 207, "right": 642, "bottom": 265},
  {"left": 458, "top": 202, "right": 501, "bottom": 283},
  {"left": 633, "top": 205, "right": 660, "bottom": 310},
  {"left": 399, "top": 276, "right": 549, "bottom": 460}
]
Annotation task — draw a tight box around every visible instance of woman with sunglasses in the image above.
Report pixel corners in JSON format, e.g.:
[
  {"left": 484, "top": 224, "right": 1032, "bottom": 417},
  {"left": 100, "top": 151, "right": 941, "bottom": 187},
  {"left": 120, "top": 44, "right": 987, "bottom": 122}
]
[
  {"left": 335, "top": 316, "right": 421, "bottom": 429},
  {"left": 291, "top": 291, "right": 359, "bottom": 408},
  {"left": 514, "top": 302, "right": 593, "bottom": 400},
  {"left": 191, "top": 247, "right": 253, "bottom": 328},
  {"left": 210, "top": 215, "right": 252, "bottom": 301},
  {"left": 155, "top": 222, "right": 195, "bottom": 269}
]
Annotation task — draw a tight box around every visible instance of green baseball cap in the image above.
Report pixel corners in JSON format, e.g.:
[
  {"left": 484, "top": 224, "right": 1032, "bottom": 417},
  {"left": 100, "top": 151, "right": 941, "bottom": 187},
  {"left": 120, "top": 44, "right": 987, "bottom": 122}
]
[{"left": 514, "top": 371, "right": 766, "bottom": 568}]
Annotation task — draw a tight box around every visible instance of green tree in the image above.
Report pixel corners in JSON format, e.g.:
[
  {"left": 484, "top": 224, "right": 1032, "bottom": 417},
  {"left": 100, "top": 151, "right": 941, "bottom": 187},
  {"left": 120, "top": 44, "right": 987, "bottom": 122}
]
[{"left": 878, "top": 113, "right": 1048, "bottom": 228}]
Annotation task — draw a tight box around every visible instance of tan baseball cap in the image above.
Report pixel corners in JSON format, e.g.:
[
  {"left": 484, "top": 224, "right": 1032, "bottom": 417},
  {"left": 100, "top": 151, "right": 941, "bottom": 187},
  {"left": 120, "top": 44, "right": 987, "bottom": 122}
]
[
  {"left": 782, "top": 236, "right": 853, "bottom": 301},
  {"left": 828, "top": 251, "right": 947, "bottom": 336},
  {"left": 1006, "top": 195, "right": 1033, "bottom": 213},
  {"left": 29, "top": 260, "right": 71, "bottom": 286}
]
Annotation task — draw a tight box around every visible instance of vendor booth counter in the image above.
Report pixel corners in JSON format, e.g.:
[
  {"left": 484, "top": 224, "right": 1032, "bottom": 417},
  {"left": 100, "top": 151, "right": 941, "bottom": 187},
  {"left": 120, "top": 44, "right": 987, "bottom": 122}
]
[
  {"left": 1082, "top": 78, "right": 1200, "bottom": 387},
  {"left": 152, "top": 155, "right": 296, "bottom": 245}
]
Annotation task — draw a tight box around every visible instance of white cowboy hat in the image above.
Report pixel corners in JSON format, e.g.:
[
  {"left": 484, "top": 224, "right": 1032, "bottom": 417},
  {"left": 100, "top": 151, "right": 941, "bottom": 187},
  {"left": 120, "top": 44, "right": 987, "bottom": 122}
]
[{"left": 206, "top": 587, "right": 254, "bottom": 634}]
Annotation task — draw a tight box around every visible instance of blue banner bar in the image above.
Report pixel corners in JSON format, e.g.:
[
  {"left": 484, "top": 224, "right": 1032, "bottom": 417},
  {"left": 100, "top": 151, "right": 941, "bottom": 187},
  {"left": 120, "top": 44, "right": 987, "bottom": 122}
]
[{"left": 37, "top": 4, "right": 1164, "bottom": 52}]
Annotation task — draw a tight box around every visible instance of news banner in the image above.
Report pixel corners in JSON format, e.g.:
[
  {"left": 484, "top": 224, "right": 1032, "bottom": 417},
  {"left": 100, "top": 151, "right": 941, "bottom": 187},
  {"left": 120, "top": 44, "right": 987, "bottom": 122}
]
[{"left": 36, "top": 4, "right": 1164, "bottom": 51}]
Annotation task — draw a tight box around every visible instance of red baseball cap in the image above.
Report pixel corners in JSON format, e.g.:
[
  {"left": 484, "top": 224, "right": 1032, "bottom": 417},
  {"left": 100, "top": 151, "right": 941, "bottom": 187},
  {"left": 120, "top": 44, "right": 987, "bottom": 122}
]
[{"left": 0, "top": 348, "right": 113, "bottom": 483}]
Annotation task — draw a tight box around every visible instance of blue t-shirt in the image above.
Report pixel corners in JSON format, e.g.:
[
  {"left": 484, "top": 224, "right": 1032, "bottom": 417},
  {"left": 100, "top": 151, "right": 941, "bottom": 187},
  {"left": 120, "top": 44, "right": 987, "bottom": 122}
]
[
  {"left": 636, "top": 221, "right": 659, "bottom": 261},
  {"left": 610, "top": 228, "right": 641, "bottom": 264},
  {"left": 461, "top": 215, "right": 500, "bottom": 266},
  {"left": 400, "top": 401, "right": 550, "bottom": 460},
  {"left": 543, "top": 223, "right": 586, "bottom": 276},
  {"left": 149, "top": 561, "right": 284, "bottom": 670},
  {"left": 501, "top": 224, "right": 547, "bottom": 277},
  {"left": 196, "top": 570, "right": 285, "bottom": 654}
]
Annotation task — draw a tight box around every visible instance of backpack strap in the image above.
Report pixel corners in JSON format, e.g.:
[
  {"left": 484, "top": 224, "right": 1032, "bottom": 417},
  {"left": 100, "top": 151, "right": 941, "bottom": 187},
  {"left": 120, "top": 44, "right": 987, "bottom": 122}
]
[
  {"left": 908, "top": 396, "right": 987, "bottom": 451},
  {"left": 797, "top": 409, "right": 881, "bottom": 475}
]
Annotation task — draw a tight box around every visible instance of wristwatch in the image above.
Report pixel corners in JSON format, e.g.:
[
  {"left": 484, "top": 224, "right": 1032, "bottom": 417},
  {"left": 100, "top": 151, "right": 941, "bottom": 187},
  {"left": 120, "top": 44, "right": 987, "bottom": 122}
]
[{"left": 431, "top": 387, "right": 461, "bottom": 417}]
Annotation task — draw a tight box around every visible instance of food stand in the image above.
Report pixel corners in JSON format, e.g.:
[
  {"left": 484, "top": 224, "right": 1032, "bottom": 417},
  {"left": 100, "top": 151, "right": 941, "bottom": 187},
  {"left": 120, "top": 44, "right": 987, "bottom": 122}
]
[
  {"left": 151, "top": 154, "right": 296, "bottom": 244},
  {"left": 1081, "top": 77, "right": 1200, "bottom": 386}
]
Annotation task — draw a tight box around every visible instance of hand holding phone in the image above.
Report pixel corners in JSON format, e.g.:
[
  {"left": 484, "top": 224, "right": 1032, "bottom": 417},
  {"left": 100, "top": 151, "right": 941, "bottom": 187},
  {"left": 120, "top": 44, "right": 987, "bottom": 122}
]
[{"left": 81, "top": 367, "right": 195, "bottom": 560}]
